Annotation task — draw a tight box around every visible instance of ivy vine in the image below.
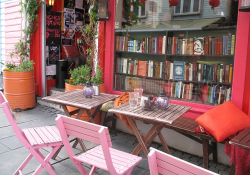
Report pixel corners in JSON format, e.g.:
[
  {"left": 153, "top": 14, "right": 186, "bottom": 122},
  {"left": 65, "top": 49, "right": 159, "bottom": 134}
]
[{"left": 10, "top": 0, "right": 43, "bottom": 63}]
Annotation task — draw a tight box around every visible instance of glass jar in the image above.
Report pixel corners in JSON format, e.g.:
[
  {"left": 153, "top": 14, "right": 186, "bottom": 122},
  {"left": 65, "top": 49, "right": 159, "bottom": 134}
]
[
  {"left": 156, "top": 89, "right": 170, "bottom": 108},
  {"left": 83, "top": 80, "right": 94, "bottom": 98}
]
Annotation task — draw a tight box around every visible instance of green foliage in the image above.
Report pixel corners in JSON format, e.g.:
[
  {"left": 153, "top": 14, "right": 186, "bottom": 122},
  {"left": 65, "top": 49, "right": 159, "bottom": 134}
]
[
  {"left": 122, "top": 0, "right": 142, "bottom": 28},
  {"left": 65, "top": 64, "right": 103, "bottom": 86},
  {"left": 1, "top": 60, "right": 34, "bottom": 72},
  {"left": 91, "top": 65, "right": 103, "bottom": 85},
  {"left": 65, "top": 65, "right": 91, "bottom": 86},
  {"left": 9, "top": 0, "right": 43, "bottom": 64}
]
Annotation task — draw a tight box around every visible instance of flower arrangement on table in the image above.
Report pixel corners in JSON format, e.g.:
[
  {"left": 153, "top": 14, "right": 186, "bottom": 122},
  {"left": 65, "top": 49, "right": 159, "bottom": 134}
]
[{"left": 65, "top": 63, "right": 104, "bottom": 86}]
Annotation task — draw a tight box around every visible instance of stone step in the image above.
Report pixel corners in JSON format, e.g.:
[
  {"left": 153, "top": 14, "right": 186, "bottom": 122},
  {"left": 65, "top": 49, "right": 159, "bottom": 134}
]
[{"left": 37, "top": 87, "right": 65, "bottom": 112}]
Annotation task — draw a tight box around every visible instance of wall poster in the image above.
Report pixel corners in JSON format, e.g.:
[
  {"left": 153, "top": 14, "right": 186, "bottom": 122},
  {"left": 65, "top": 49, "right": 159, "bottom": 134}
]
[{"left": 46, "top": 12, "right": 61, "bottom": 45}]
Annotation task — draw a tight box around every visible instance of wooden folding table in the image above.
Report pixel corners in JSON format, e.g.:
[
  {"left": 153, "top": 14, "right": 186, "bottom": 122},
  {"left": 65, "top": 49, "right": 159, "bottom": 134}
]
[
  {"left": 109, "top": 102, "right": 191, "bottom": 156},
  {"left": 228, "top": 126, "right": 250, "bottom": 175},
  {"left": 43, "top": 89, "right": 118, "bottom": 157}
]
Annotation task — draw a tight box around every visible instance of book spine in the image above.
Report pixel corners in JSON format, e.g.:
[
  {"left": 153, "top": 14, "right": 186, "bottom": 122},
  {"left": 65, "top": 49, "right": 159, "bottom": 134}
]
[
  {"left": 229, "top": 64, "right": 233, "bottom": 83},
  {"left": 214, "top": 64, "right": 217, "bottom": 83},
  {"left": 224, "top": 64, "right": 230, "bottom": 83},
  {"left": 217, "top": 64, "right": 221, "bottom": 83},
  {"left": 185, "top": 63, "right": 189, "bottom": 81},
  {"left": 190, "top": 38, "right": 194, "bottom": 55},
  {"left": 220, "top": 64, "right": 224, "bottom": 83},
  {"left": 208, "top": 36, "right": 212, "bottom": 55},
  {"left": 203, "top": 64, "right": 207, "bottom": 82},
  {"left": 158, "top": 36, "right": 163, "bottom": 54},
  {"left": 198, "top": 63, "right": 202, "bottom": 81},
  {"left": 189, "top": 63, "right": 193, "bottom": 81},
  {"left": 162, "top": 36, "right": 166, "bottom": 54},
  {"left": 231, "top": 35, "right": 235, "bottom": 55}
]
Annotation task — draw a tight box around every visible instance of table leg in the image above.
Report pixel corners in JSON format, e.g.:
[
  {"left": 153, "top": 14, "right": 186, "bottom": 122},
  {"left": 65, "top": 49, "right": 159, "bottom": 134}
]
[
  {"left": 85, "top": 105, "right": 101, "bottom": 123},
  {"left": 132, "top": 124, "right": 162, "bottom": 155},
  {"left": 127, "top": 117, "right": 149, "bottom": 156},
  {"left": 157, "top": 131, "right": 170, "bottom": 154}
]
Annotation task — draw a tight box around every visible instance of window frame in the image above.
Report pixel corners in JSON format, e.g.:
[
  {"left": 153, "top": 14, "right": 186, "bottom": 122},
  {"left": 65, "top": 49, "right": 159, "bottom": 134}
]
[{"left": 174, "top": 0, "right": 201, "bottom": 16}]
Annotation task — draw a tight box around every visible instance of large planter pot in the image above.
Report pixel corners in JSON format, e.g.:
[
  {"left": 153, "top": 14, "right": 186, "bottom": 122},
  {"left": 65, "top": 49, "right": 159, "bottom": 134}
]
[
  {"left": 3, "top": 70, "right": 36, "bottom": 110},
  {"left": 65, "top": 82, "right": 105, "bottom": 124}
]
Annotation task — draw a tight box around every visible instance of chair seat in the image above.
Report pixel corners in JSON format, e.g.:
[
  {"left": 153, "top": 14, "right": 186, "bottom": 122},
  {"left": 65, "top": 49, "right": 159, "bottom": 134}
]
[
  {"left": 75, "top": 145, "right": 141, "bottom": 174},
  {"left": 22, "top": 126, "right": 62, "bottom": 146}
]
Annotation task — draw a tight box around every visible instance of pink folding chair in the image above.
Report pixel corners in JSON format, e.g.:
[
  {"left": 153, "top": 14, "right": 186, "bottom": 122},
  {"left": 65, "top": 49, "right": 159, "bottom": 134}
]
[
  {"left": 148, "top": 147, "right": 218, "bottom": 175},
  {"left": 56, "top": 114, "right": 142, "bottom": 175},
  {"left": 0, "top": 91, "right": 63, "bottom": 175}
]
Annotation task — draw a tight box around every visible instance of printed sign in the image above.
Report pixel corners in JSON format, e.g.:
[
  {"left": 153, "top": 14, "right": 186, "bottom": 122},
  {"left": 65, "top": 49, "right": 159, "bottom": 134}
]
[
  {"left": 46, "top": 12, "right": 61, "bottom": 46},
  {"left": 46, "top": 65, "right": 56, "bottom": 75}
]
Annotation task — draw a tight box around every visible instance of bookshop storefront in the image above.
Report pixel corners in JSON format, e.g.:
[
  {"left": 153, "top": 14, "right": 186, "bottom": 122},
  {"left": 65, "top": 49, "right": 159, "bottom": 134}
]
[{"left": 103, "top": 0, "right": 250, "bottom": 165}]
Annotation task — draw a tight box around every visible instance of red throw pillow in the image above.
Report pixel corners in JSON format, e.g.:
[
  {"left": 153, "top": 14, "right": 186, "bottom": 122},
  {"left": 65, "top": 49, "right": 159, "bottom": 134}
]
[
  {"left": 62, "top": 46, "right": 80, "bottom": 57},
  {"left": 195, "top": 101, "right": 250, "bottom": 142}
]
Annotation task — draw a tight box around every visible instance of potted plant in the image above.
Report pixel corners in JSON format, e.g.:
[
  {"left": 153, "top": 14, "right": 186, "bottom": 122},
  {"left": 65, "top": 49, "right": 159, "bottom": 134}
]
[
  {"left": 64, "top": 64, "right": 104, "bottom": 123},
  {"left": 1, "top": 0, "right": 43, "bottom": 110}
]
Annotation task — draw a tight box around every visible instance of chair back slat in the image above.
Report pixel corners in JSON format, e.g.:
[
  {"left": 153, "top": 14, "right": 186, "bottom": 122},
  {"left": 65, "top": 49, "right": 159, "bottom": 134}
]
[
  {"left": 148, "top": 148, "right": 218, "bottom": 175},
  {"left": 61, "top": 115, "right": 112, "bottom": 147}
]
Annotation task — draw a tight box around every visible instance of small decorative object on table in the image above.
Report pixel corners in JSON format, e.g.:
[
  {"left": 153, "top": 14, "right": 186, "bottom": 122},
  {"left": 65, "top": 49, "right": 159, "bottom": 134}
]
[
  {"left": 83, "top": 79, "right": 94, "bottom": 98},
  {"left": 156, "top": 89, "right": 170, "bottom": 108},
  {"left": 93, "top": 84, "right": 100, "bottom": 95},
  {"left": 143, "top": 98, "right": 154, "bottom": 111}
]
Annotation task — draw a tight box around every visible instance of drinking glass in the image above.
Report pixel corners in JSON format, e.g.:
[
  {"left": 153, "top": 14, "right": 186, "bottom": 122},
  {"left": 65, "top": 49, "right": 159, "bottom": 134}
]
[
  {"left": 134, "top": 88, "right": 143, "bottom": 103},
  {"left": 129, "top": 92, "right": 139, "bottom": 109}
]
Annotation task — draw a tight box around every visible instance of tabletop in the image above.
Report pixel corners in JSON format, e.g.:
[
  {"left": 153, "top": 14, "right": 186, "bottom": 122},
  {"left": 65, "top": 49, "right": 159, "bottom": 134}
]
[
  {"left": 109, "top": 103, "right": 191, "bottom": 124},
  {"left": 229, "top": 126, "right": 250, "bottom": 151},
  {"left": 43, "top": 89, "right": 118, "bottom": 110}
]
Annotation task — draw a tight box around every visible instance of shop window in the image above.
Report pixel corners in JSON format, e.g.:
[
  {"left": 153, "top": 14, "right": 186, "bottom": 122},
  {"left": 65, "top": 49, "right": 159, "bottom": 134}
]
[
  {"left": 133, "top": 1, "right": 146, "bottom": 18},
  {"left": 174, "top": 0, "right": 201, "bottom": 15}
]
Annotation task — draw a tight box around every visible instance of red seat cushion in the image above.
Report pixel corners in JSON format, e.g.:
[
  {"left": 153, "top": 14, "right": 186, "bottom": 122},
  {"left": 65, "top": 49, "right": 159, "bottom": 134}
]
[{"left": 195, "top": 101, "right": 250, "bottom": 142}]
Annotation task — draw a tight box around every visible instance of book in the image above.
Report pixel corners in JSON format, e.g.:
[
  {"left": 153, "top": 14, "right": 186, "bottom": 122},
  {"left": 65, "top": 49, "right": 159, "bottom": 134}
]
[
  {"left": 231, "top": 35, "right": 235, "bottom": 55},
  {"left": 224, "top": 64, "right": 230, "bottom": 83},
  {"left": 173, "top": 61, "right": 185, "bottom": 80},
  {"left": 162, "top": 36, "right": 166, "bottom": 54},
  {"left": 189, "top": 38, "right": 194, "bottom": 55},
  {"left": 219, "top": 64, "right": 224, "bottom": 83},
  {"left": 189, "top": 83, "right": 193, "bottom": 100},
  {"left": 229, "top": 64, "right": 233, "bottom": 83},
  {"left": 176, "top": 81, "right": 183, "bottom": 98},
  {"left": 137, "top": 60, "right": 147, "bottom": 76},
  {"left": 200, "top": 85, "right": 210, "bottom": 102},
  {"left": 169, "top": 62, "right": 174, "bottom": 79},
  {"left": 189, "top": 63, "right": 193, "bottom": 81},
  {"left": 115, "top": 35, "right": 120, "bottom": 51},
  {"left": 194, "top": 37, "right": 204, "bottom": 55},
  {"left": 198, "top": 63, "right": 202, "bottom": 81},
  {"left": 181, "top": 84, "right": 185, "bottom": 99},
  {"left": 204, "top": 36, "right": 208, "bottom": 55},
  {"left": 158, "top": 36, "right": 163, "bottom": 54}
]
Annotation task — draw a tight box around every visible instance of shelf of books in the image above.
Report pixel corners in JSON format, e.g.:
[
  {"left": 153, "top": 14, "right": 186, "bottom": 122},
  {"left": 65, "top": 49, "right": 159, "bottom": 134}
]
[{"left": 113, "top": 29, "right": 235, "bottom": 106}]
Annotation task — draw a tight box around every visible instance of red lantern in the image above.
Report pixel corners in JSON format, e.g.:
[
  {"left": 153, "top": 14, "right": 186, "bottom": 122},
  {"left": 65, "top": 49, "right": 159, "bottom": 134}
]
[
  {"left": 209, "top": 0, "right": 220, "bottom": 7},
  {"left": 139, "top": 0, "right": 147, "bottom": 2},
  {"left": 169, "top": 0, "right": 178, "bottom": 8},
  {"left": 209, "top": 0, "right": 220, "bottom": 14}
]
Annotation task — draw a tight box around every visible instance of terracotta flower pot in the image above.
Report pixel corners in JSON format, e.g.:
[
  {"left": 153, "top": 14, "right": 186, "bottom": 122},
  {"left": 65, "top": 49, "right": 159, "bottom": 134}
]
[
  {"left": 3, "top": 70, "right": 36, "bottom": 110},
  {"left": 65, "top": 82, "right": 105, "bottom": 124}
]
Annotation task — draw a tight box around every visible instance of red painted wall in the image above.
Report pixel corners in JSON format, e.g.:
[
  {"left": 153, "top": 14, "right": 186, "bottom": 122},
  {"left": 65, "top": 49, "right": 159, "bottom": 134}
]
[{"left": 231, "top": 6, "right": 250, "bottom": 115}]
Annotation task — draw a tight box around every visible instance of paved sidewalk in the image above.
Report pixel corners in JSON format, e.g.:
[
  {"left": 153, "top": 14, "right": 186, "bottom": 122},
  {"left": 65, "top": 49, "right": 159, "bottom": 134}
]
[{"left": 0, "top": 104, "right": 230, "bottom": 175}]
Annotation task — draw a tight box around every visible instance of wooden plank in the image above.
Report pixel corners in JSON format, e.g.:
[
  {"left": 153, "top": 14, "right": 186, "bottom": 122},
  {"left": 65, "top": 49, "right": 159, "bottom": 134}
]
[{"left": 43, "top": 90, "right": 117, "bottom": 109}]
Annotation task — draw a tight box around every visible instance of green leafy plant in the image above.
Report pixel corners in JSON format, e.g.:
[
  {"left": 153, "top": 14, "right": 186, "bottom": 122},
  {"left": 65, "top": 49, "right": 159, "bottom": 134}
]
[
  {"left": 91, "top": 65, "right": 104, "bottom": 85},
  {"left": 65, "top": 64, "right": 103, "bottom": 86},
  {"left": 3, "top": 0, "right": 43, "bottom": 72}
]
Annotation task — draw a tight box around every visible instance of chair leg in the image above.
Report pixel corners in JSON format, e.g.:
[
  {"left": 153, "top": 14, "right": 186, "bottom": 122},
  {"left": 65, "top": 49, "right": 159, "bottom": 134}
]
[
  {"left": 36, "top": 149, "right": 54, "bottom": 169},
  {"left": 14, "top": 153, "right": 33, "bottom": 175},
  {"left": 72, "top": 159, "right": 88, "bottom": 175},
  {"left": 32, "top": 145, "right": 61, "bottom": 175},
  {"left": 89, "top": 166, "right": 97, "bottom": 175}
]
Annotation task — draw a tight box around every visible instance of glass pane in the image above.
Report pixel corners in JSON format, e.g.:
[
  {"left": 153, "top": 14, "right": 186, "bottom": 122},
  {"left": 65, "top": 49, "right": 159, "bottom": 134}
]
[
  {"left": 133, "top": 6, "right": 139, "bottom": 16},
  {"left": 141, "top": 2, "right": 146, "bottom": 16},
  {"left": 183, "top": 0, "right": 191, "bottom": 13},
  {"left": 175, "top": 3, "right": 181, "bottom": 13},
  {"left": 193, "top": 0, "right": 200, "bottom": 12},
  {"left": 114, "top": 0, "right": 236, "bottom": 107}
]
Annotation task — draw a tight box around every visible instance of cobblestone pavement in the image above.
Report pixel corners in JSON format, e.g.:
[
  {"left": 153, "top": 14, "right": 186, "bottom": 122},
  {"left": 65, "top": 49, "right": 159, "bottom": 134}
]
[{"left": 0, "top": 104, "right": 231, "bottom": 175}]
